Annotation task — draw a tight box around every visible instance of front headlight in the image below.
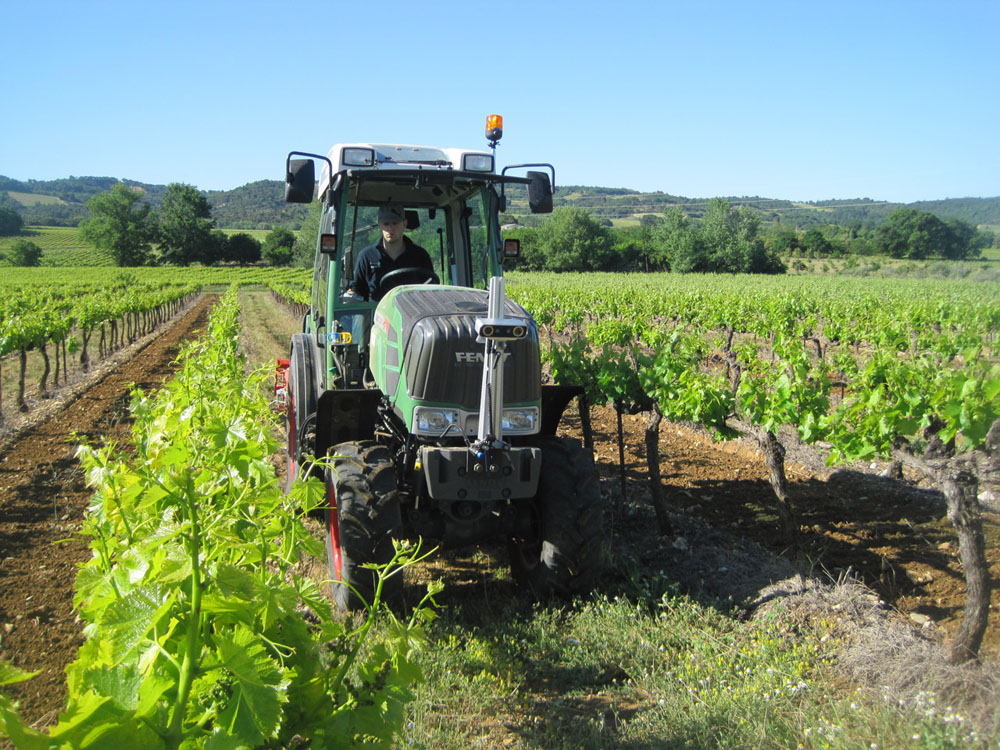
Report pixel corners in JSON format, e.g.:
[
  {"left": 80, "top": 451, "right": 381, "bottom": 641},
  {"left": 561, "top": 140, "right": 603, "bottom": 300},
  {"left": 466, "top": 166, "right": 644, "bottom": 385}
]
[
  {"left": 414, "top": 407, "right": 460, "bottom": 435},
  {"left": 501, "top": 407, "right": 538, "bottom": 434},
  {"left": 465, "top": 408, "right": 539, "bottom": 435}
]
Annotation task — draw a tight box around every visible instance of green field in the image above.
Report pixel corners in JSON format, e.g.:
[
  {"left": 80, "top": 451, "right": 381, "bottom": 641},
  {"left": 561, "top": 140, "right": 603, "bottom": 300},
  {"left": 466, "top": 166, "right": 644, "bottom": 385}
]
[
  {"left": 0, "top": 225, "right": 114, "bottom": 265},
  {"left": 0, "top": 226, "right": 284, "bottom": 267},
  {"left": 6, "top": 191, "right": 67, "bottom": 206}
]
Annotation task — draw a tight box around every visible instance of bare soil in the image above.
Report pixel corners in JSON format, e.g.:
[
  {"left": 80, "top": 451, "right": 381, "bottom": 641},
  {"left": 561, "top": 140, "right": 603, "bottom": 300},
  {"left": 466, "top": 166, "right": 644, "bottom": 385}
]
[
  {"left": 0, "top": 294, "right": 217, "bottom": 728},
  {"left": 582, "top": 407, "right": 999, "bottom": 656}
]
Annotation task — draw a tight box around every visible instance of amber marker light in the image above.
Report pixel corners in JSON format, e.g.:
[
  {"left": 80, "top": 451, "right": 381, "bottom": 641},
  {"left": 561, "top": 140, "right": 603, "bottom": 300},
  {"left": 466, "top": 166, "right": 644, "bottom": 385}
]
[{"left": 486, "top": 114, "right": 503, "bottom": 144}]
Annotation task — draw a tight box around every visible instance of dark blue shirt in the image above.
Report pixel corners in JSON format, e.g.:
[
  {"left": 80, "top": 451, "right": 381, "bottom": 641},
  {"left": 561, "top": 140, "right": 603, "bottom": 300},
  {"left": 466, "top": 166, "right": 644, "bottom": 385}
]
[{"left": 352, "top": 236, "right": 434, "bottom": 302}]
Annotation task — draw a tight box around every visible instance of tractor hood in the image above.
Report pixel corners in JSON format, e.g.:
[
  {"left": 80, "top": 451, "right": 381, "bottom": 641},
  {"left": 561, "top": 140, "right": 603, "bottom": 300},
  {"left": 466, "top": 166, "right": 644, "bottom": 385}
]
[{"left": 370, "top": 285, "right": 541, "bottom": 423}]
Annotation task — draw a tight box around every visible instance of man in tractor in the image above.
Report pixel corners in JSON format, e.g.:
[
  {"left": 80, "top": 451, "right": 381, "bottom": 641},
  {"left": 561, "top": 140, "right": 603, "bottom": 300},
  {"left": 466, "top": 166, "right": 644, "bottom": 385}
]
[{"left": 350, "top": 204, "right": 436, "bottom": 302}]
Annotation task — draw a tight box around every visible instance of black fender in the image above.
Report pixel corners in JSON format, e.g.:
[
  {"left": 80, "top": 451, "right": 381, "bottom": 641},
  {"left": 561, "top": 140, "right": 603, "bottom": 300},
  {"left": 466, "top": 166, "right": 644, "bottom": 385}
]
[
  {"left": 541, "top": 385, "right": 590, "bottom": 440},
  {"left": 314, "top": 388, "right": 383, "bottom": 460}
]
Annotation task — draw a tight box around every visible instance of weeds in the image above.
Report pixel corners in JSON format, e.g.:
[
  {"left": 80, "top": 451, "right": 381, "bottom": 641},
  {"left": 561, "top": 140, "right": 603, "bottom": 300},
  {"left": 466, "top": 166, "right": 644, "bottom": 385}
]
[{"left": 380, "top": 569, "right": 998, "bottom": 749}]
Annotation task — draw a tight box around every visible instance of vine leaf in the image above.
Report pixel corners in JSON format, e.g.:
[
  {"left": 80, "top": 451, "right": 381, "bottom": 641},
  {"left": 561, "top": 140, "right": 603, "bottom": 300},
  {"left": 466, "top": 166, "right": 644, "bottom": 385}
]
[
  {"left": 215, "top": 626, "right": 289, "bottom": 743},
  {"left": 99, "top": 584, "right": 172, "bottom": 664}
]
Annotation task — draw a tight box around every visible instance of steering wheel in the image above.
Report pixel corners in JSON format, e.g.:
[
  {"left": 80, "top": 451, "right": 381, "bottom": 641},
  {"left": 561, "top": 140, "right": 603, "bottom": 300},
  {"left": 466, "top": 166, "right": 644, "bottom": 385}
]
[{"left": 379, "top": 267, "right": 439, "bottom": 293}]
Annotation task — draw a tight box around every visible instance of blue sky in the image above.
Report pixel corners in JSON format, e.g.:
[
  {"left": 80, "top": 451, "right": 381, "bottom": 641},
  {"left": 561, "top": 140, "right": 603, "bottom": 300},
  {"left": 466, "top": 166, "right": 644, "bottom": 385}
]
[{"left": 3, "top": 0, "right": 998, "bottom": 202}]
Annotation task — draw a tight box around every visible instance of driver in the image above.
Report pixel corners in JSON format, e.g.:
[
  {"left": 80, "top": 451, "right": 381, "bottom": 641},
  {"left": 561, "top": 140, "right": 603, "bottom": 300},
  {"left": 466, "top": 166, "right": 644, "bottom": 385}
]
[{"left": 350, "top": 204, "right": 435, "bottom": 302}]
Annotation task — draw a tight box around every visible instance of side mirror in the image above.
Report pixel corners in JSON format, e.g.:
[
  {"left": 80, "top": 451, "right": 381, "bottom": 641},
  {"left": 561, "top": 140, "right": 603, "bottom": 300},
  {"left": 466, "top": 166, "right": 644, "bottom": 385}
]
[
  {"left": 285, "top": 158, "right": 315, "bottom": 204},
  {"left": 320, "top": 233, "right": 337, "bottom": 256},
  {"left": 502, "top": 238, "right": 521, "bottom": 259},
  {"left": 526, "top": 171, "right": 553, "bottom": 214}
]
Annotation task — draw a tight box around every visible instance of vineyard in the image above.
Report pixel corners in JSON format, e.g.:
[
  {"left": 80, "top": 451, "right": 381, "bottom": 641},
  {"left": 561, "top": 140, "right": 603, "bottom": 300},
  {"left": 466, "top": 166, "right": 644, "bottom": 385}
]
[
  {"left": 0, "top": 268, "right": 998, "bottom": 748},
  {"left": 0, "top": 228, "right": 114, "bottom": 267},
  {"left": 0, "top": 267, "right": 310, "bottom": 433},
  {"left": 508, "top": 272, "right": 999, "bottom": 663}
]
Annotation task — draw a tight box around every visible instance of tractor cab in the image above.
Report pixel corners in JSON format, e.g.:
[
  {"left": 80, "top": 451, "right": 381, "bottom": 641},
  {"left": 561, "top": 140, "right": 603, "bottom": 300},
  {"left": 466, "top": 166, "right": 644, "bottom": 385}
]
[{"left": 286, "top": 135, "right": 553, "bottom": 391}]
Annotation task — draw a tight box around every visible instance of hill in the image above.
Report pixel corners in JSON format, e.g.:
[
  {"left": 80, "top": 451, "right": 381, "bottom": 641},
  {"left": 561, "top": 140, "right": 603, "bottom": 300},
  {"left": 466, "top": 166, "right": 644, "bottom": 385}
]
[
  {"left": 548, "top": 187, "right": 1000, "bottom": 229},
  {"left": 0, "top": 175, "right": 308, "bottom": 230},
  {"left": 2, "top": 174, "right": 999, "bottom": 231},
  {"left": 202, "top": 180, "right": 310, "bottom": 229},
  {"left": 0, "top": 176, "right": 165, "bottom": 226}
]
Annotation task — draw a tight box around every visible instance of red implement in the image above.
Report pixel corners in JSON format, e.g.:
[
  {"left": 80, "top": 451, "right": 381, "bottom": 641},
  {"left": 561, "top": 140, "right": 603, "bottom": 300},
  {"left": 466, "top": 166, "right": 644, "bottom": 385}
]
[{"left": 274, "top": 358, "right": 290, "bottom": 408}]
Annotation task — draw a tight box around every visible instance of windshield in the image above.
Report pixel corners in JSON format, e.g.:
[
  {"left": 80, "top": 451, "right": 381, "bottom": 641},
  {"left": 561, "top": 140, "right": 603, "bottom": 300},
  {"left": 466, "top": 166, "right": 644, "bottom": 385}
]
[
  {"left": 341, "top": 206, "right": 450, "bottom": 293},
  {"left": 337, "top": 172, "right": 501, "bottom": 293}
]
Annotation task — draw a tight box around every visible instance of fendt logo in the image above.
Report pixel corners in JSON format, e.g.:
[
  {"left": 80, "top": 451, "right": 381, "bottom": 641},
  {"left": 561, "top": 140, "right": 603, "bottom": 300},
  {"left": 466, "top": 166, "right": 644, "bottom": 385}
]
[{"left": 455, "top": 352, "right": 485, "bottom": 363}]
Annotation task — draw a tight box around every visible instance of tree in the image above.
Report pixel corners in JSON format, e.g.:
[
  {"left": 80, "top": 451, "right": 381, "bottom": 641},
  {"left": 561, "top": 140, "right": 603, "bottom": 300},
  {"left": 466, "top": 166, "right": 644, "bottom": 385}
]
[
  {"left": 534, "top": 207, "right": 614, "bottom": 272},
  {"left": 877, "top": 211, "right": 989, "bottom": 260},
  {"left": 262, "top": 227, "right": 297, "bottom": 266},
  {"left": 765, "top": 226, "right": 800, "bottom": 256},
  {"left": 293, "top": 202, "right": 322, "bottom": 268},
  {"left": 203, "top": 229, "right": 234, "bottom": 266},
  {"left": 940, "top": 218, "right": 989, "bottom": 260},
  {"left": 698, "top": 199, "right": 784, "bottom": 274},
  {"left": 80, "top": 183, "right": 158, "bottom": 266},
  {"left": 158, "top": 183, "right": 216, "bottom": 265},
  {"left": 0, "top": 204, "right": 24, "bottom": 236},
  {"left": 976, "top": 227, "right": 995, "bottom": 253},
  {"left": 5, "top": 239, "right": 44, "bottom": 266},
  {"left": 611, "top": 225, "right": 653, "bottom": 271},
  {"left": 655, "top": 206, "right": 705, "bottom": 272},
  {"left": 225, "top": 232, "right": 262, "bottom": 264},
  {"left": 875, "top": 208, "right": 914, "bottom": 258},
  {"left": 801, "top": 228, "right": 833, "bottom": 256},
  {"left": 875, "top": 207, "right": 951, "bottom": 260}
]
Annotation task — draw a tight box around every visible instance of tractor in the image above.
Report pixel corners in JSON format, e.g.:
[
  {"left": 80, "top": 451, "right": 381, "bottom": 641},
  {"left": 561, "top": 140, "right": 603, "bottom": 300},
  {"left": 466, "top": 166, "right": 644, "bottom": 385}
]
[{"left": 280, "top": 116, "right": 602, "bottom": 610}]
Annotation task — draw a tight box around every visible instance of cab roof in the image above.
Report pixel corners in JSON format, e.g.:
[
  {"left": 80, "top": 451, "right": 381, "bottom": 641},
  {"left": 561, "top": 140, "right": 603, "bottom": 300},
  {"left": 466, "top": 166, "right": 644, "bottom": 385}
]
[{"left": 317, "top": 143, "right": 495, "bottom": 197}]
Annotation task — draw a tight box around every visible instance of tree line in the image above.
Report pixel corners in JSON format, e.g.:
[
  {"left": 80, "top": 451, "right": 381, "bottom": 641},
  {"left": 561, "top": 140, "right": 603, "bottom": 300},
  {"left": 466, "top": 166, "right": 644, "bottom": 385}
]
[
  {"left": 504, "top": 183, "right": 1000, "bottom": 228},
  {"left": 80, "top": 183, "right": 299, "bottom": 266},
  {"left": 5, "top": 182, "right": 994, "bottom": 272},
  {"left": 504, "top": 202, "right": 993, "bottom": 274},
  {"left": 6, "top": 173, "right": 1000, "bottom": 234}
]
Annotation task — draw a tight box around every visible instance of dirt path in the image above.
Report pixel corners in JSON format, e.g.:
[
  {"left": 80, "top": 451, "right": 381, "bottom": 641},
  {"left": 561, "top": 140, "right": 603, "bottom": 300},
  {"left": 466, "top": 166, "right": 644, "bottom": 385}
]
[
  {"left": 0, "top": 294, "right": 218, "bottom": 728},
  {"left": 237, "top": 288, "right": 301, "bottom": 365}
]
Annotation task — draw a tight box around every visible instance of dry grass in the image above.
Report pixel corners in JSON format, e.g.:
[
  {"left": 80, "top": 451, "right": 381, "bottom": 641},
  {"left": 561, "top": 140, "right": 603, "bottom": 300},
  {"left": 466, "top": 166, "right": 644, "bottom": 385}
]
[{"left": 753, "top": 572, "right": 1000, "bottom": 739}]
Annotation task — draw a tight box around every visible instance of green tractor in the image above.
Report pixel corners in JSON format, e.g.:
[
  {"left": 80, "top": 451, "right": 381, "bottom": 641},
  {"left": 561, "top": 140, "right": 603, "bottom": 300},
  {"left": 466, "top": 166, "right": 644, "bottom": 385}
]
[{"left": 280, "top": 117, "right": 602, "bottom": 610}]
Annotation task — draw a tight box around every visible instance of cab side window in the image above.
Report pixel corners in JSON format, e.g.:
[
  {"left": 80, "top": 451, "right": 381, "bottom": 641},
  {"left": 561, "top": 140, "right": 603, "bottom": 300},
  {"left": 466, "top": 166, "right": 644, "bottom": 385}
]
[{"left": 465, "top": 194, "right": 490, "bottom": 289}]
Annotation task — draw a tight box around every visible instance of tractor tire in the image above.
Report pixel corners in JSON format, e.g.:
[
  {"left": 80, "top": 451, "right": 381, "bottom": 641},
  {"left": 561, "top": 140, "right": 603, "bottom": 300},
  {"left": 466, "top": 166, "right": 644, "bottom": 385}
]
[
  {"left": 285, "top": 334, "right": 317, "bottom": 493},
  {"left": 508, "top": 436, "right": 603, "bottom": 598},
  {"left": 324, "top": 441, "right": 403, "bottom": 611}
]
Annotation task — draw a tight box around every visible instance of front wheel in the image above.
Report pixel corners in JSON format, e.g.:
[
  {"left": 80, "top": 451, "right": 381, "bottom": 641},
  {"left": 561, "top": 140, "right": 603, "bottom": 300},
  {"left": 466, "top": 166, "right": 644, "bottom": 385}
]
[
  {"left": 508, "top": 436, "right": 603, "bottom": 597},
  {"left": 324, "top": 441, "right": 403, "bottom": 611}
]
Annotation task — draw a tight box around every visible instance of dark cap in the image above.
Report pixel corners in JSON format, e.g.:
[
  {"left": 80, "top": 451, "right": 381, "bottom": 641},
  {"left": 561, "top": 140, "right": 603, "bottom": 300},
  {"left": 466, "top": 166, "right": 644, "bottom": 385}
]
[{"left": 378, "top": 204, "right": 406, "bottom": 223}]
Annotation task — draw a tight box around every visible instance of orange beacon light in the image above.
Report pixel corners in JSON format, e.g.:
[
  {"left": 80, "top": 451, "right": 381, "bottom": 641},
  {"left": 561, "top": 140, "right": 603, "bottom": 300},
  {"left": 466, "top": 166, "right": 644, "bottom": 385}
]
[{"left": 486, "top": 114, "right": 503, "bottom": 144}]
